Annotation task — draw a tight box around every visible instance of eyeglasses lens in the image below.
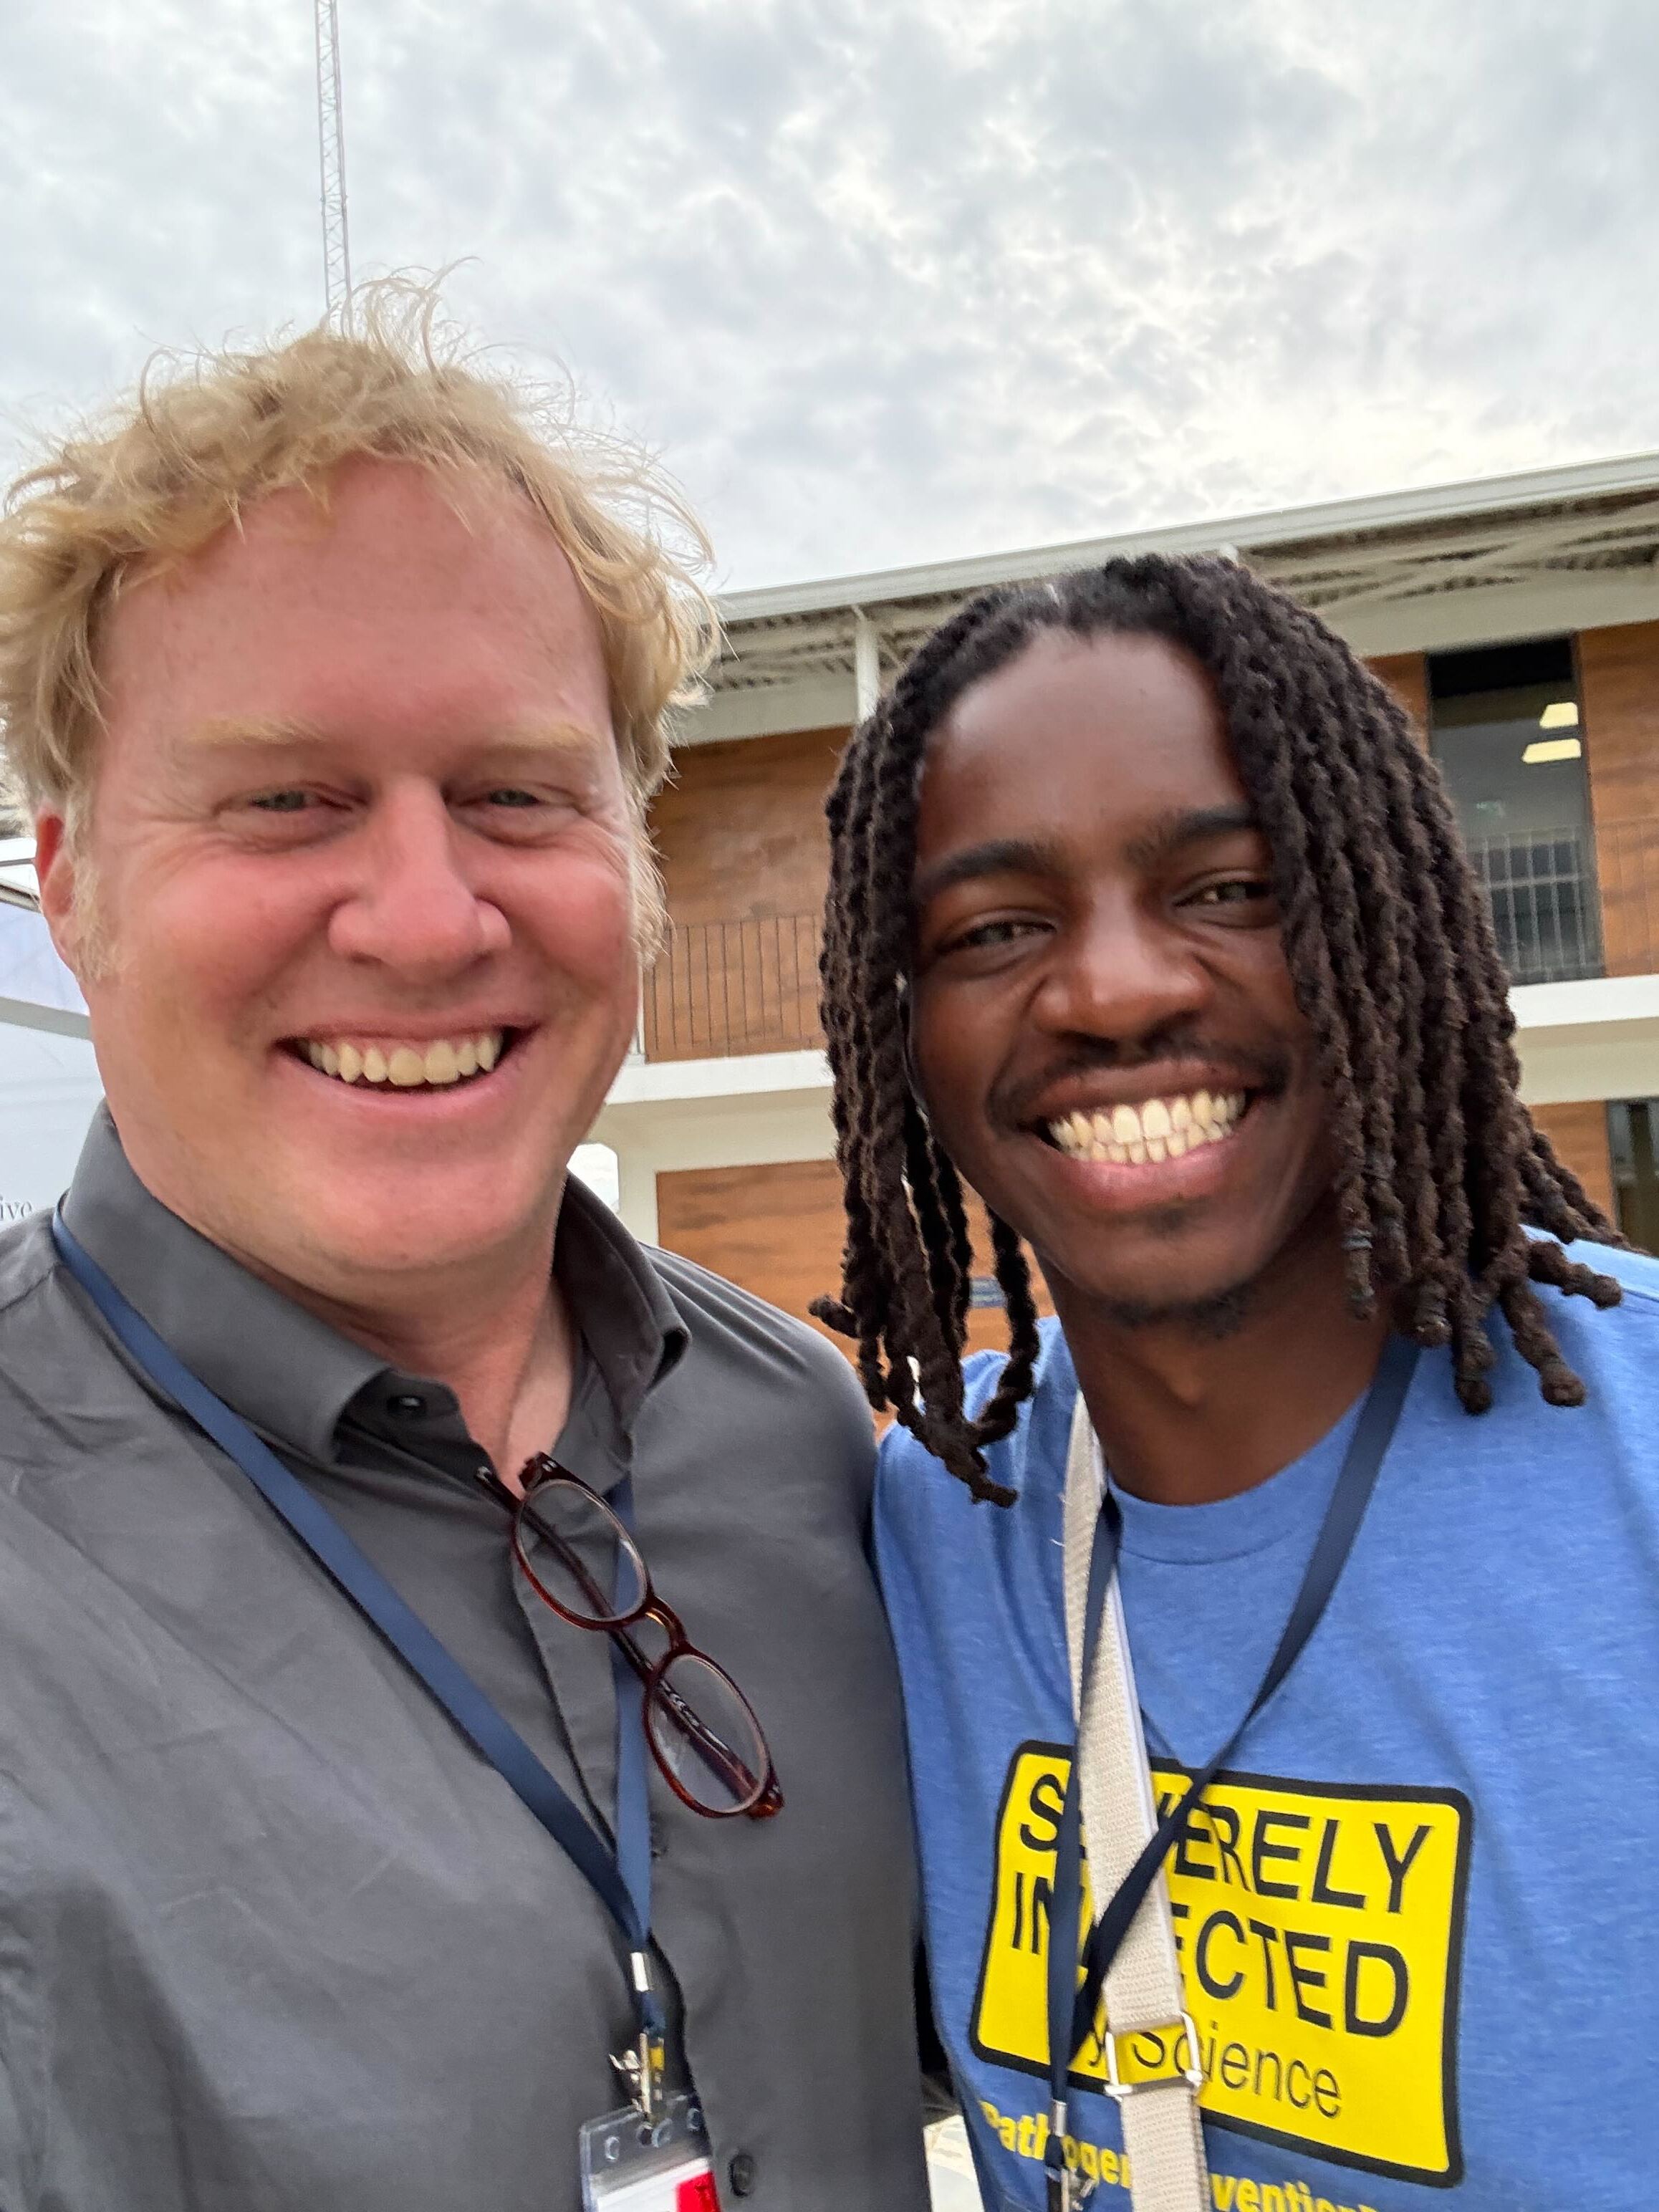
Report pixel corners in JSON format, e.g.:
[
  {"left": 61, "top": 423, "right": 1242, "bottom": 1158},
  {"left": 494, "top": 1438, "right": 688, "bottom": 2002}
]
[
  {"left": 518, "top": 1478, "right": 648, "bottom": 1627},
  {"left": 647, "top": 1652, "right": 771, "bottom": 1817}
]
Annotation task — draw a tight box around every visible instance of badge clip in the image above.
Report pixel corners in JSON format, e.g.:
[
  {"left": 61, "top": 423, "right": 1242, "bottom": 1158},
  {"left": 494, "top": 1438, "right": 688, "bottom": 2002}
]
[{"left": 614, "top": 1949, "right": 668, "bottom": 2120}]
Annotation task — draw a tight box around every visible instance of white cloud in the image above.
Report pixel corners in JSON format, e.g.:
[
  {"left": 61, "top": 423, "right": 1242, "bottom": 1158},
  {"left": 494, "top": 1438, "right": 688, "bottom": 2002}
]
[{"left": 1, "top": 0, "right": 1654, "bottom": 589}]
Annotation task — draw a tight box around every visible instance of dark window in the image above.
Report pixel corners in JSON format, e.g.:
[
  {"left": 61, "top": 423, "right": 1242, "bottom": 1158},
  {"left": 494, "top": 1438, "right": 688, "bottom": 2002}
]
[
  {"left": 1428, "top": 638, "right": 1600, "bottom": 986},
  {"left": 1608, "top": 1101, "right": 1659, "bottom": 1251}
]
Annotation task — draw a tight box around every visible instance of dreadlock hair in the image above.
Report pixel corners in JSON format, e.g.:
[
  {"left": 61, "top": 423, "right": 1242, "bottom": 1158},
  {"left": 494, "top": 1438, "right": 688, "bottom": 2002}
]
[{"left": 811, "top": 554, "right": 1625, "bottom": 1503}]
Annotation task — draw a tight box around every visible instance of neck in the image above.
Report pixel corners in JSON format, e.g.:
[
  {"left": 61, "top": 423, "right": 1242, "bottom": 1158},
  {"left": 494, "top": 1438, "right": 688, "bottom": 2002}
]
[
  {"left": 234, "top": 1221, "right": 573, "bottom": 1496},
  {"left": 1047, "top": 1212, "right": 1390, "bottom": 1506}
]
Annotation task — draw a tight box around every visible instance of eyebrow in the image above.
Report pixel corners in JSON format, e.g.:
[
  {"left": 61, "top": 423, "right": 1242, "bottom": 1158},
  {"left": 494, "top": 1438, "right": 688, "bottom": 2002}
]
[
  {"left": 179, "top": 716, "right": 603, "bottom": 756},
  {"left": 912, "top": 807, "right": 1260, "bottom": 905},
  {"left": 1122, "top": 804, "right": 1259, "bottom": 870},
  {"left": 182, "top": 716, "right": 329, "bottom": 751},
  {"left": 911, "top": 836, "right": 1071, "bottom": 907}
]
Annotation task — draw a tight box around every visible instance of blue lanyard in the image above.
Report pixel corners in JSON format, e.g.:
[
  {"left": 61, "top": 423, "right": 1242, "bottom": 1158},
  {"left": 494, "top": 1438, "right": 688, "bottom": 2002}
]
[
  {"left": 51, "top": 1211, "right": 664, "bottom": 2051},
  {"left": 1044, "top": 1333, "right": 1420, "bottom": 2205}
]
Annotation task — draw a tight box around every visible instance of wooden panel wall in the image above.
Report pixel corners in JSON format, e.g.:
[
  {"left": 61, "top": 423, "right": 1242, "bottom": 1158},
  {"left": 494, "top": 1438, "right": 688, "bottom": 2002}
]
[
  {"left": 656, "top": 1160, "right": 849, "bottom": 1338},
  {"left": 1366, "top": 651, "right": 1430, "bottom": 748},
  {"left": 655, "top": 1159, "right": 1052, "bottom": 1365},
  {"left": 1529, "top": 1099, "right": 1615, "bottom": 1223},
  {"left": 651, "top": 726, "right": 849, "bottom": 926},
  {"left": 1581, "top": 621, "right": 1659, "bottom": 976}
]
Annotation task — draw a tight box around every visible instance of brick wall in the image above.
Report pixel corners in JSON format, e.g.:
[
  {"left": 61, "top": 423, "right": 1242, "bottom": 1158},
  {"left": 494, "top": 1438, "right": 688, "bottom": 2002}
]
[
  {"left": 1529, "top": 1099, "right": 1615, "bottom": 1223},
  {"left": 1581, "top": 620, "right": 1659, "bottom": 977},
  {"left": 652, "top": 726, "right": 847, "bottom": 925},
  {"left": 644, "top": 726, "right": 847, "bottom": 1059},
  {"left": 655, "top": 1158, "right": 1052, "bottom": 1364},
  {"left": 1366, "top": 651, "right": 1430, "bottom": 746}
]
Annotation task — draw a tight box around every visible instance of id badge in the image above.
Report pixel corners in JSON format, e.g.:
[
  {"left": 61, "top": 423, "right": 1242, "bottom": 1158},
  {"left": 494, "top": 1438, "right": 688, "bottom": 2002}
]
[{"left": 580, "top": 2092, "right": 717, "bottom": 2212}]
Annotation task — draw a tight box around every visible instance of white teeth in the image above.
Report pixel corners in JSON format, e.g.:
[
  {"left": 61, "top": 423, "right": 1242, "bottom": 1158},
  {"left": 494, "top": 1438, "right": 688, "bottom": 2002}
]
[
  {"left": 297, "top": 1029, "right": 506, "bottom": 1090},
  {"left": 1046, "top": 1087, "right": 1251, "bottom": 1164}
]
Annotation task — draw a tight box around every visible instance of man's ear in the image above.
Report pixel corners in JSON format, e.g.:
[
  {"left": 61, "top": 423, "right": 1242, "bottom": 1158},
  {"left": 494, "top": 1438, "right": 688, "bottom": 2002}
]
[{"left": 32, "top": 812, "right": 87, "bottom": 980}]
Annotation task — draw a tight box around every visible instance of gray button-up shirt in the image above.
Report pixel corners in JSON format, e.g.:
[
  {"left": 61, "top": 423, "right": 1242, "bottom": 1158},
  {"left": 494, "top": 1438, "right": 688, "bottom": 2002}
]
[{"left": 0, "top": 1110, "right": 927, "bottom": 2211}]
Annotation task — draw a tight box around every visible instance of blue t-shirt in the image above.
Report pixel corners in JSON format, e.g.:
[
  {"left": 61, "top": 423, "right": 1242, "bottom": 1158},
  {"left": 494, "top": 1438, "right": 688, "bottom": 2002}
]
[{"left": 875, "top": 1244, "right": 1659, "bottom": 2212}]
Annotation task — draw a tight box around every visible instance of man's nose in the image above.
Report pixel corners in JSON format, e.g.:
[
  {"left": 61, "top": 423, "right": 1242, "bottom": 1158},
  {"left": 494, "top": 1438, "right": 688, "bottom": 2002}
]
[
  {"left": 1032, "top": 896, "right": 1211, "bottom": 1045},
  {"left": 326, "top": 785, "right": 510, "bottom": 976}
]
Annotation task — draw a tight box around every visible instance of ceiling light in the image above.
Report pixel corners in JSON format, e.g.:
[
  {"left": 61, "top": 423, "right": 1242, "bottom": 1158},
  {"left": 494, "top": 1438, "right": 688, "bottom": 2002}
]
[
  {"left": 1539, "top": 701, "right": 1579, "bottom": 729},
  {"left": 1523, "top": 736, "right": 1582, "bottom": 765}
]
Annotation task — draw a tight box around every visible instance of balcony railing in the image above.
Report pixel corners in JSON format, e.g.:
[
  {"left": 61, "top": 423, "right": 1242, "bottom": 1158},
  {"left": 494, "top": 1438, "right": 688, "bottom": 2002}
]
[
  {"left": 1464, "top": 823, "right": 1604, "bottom": 986},
  {"left": 1463, "top": 819, "right": 1659, "bottom": 986},
  {"left": 640, "top": 913, "right": 823, "bottom": 1061}
]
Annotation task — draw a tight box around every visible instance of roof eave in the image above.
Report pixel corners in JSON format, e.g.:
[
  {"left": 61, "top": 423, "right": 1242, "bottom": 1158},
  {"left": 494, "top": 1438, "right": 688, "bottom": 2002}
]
[{"left": 716, "top": 448, "right": 1659, "bottom": 627}]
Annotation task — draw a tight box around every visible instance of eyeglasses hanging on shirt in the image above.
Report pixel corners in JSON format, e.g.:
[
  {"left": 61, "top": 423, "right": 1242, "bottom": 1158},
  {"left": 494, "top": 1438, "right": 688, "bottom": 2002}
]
[{"left": 513, "top": 1458, "right": 782, "bottom": 1820}]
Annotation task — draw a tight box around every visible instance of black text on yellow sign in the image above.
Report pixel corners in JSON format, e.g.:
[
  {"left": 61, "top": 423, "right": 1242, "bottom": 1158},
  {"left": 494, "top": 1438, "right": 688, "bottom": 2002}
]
[{"left": 969, "top": 1744, "right": 1472, "bottom": 2187}]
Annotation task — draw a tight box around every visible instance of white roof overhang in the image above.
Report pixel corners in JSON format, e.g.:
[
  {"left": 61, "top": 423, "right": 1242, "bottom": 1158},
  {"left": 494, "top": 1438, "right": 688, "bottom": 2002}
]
[{"left": 687, "top": 450, "right": 1659, "bottom": 746}]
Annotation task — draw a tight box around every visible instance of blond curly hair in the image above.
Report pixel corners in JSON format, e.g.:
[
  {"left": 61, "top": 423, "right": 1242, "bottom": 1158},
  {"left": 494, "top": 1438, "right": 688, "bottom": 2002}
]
[{"left": 0, "top": 280, "right": 713, "bottom": 893}]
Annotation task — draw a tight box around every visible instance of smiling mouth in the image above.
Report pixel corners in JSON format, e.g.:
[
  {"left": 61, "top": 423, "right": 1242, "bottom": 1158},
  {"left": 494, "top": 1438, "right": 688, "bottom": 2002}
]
[
  {"left": 1042, "top": 1087, "right": 1249, "bottom": 1165},
  {"left": 287, "top": 1028, "right": 516, "bottom": 1091}
]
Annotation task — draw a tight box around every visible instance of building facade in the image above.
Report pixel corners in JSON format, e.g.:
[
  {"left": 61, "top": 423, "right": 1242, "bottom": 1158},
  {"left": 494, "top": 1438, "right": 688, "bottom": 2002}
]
[{"left": 595, "top": 452, "right": 1659, "bottom": 1344}]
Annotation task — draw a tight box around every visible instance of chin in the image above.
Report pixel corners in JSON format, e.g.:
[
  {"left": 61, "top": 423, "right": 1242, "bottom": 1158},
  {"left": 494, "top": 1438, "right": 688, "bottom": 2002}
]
[
  {"left": 1044, "top": 1239, "right": 1269, "bottom": 1329},
  {"left": 259, "top": 1170, "right": 552, "bottom": 1284}
]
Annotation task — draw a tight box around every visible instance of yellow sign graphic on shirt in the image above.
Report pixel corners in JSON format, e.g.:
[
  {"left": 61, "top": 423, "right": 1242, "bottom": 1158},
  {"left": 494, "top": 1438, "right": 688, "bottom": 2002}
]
[{"left": 970, "top": 1744, "right": 1471, "bottom": 2186}]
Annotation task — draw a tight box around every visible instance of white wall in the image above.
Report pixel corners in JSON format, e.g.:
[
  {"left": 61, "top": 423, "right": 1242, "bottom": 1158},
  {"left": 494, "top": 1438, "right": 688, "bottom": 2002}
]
[
  {"left": 0, "top": 900, "right": 99, "bottom": 1221},
  {"left": 0, "top": 1021, "right": 103, "bottom": 1221}
]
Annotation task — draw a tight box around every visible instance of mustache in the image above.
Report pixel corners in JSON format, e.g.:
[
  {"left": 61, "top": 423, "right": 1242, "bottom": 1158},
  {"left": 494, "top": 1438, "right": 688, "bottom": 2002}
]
[{"left": 994, "top": 1037, "right": 1294, "bottom": 1130}]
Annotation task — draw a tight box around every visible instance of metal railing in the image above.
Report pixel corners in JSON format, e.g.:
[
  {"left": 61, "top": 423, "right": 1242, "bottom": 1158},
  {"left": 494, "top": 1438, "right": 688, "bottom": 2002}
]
[
  {"left": 1463, "top": 822, "right": 1604, "bottom": 986},
  {"left": 640, "top": 913, "right": 822, "bottom": 1061}
]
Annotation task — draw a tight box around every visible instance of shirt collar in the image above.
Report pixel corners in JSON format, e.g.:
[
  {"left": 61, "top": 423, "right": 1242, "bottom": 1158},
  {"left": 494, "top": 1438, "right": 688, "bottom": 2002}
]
[
  {"left": 61, "top": 1105, "right": 688, "bottom": 1463},
  {"left": 552, "top": 1167, "right": 688, "bottom": 1426}
]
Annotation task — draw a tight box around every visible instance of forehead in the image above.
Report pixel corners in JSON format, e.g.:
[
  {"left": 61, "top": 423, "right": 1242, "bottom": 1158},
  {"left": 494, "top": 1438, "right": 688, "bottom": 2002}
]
[
  {"left": 915, "top": 628, "right": 1246, "bottom": 872},
  {"left": 98, "top": 457, "right": 612, "bottom": 751}
]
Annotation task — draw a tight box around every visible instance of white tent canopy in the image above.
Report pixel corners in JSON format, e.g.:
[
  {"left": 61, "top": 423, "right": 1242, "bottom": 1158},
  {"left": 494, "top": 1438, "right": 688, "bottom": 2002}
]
[{"left": 0, "top": 890, "right": 100, "bottom": 1222}]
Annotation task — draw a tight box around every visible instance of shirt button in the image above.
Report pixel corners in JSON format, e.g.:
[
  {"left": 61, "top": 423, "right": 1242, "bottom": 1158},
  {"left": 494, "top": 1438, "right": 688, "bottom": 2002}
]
[
  {"left": 726, "top": 2152, "right": 757, "bottom": 2198},
  {"left": 386, "top": 1393, "right": 428, "bottom": 1419}
]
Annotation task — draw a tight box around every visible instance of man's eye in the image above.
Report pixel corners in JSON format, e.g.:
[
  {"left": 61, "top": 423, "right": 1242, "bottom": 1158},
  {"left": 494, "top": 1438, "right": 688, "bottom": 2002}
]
[
  {"left": 483, "top": 788, "right": 542, "bottom": 809},
  {"left": 945, "top": 918, "right": 1042, "bottom": 953},
  {"left": 249, "top": 789, "right": 313, "bottom": 814},
  {"left": 1191, "top": 877, "right": 1271, "bottom": 906}
]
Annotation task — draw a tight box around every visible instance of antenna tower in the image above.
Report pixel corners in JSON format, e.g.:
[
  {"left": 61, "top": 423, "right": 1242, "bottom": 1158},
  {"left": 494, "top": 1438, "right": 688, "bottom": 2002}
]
[{"left": 314, "top": 0, "right": 352, "bottom": 319}]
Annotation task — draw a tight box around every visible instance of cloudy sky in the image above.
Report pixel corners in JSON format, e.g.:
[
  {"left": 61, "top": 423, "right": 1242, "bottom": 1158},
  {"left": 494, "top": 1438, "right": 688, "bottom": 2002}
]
[{"left": 2, "top": 0, "right": 1655, "bottom": 592}]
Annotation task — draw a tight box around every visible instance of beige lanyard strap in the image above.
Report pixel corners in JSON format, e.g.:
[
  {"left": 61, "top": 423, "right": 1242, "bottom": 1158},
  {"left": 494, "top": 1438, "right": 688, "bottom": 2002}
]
[{"left": 1062, "top": 1391, "right": 1209, "bottom": 2212}]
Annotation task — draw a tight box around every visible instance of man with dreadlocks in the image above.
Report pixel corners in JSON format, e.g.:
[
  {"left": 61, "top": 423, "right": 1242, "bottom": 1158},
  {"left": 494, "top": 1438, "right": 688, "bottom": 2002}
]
[{"left": 815, "top": 555, "right": 1659, "bottom": 2212}]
